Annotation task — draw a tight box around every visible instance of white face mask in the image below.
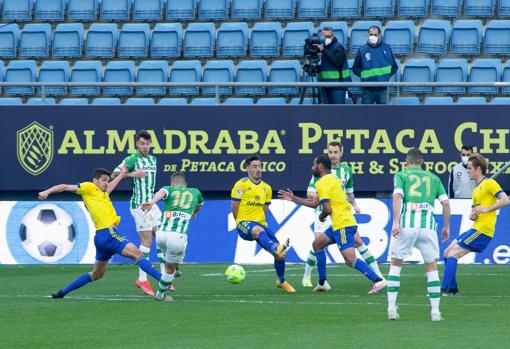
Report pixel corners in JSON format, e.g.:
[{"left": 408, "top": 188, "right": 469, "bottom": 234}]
[
  {"left": 461, "top": 156, "right": 469, "bottom": 165},
  {"left": 324, "top": 38, "right": 332, "bottom": 46},
  {"left": 368, "top": 35, "right": 379, "bottom": 45}
]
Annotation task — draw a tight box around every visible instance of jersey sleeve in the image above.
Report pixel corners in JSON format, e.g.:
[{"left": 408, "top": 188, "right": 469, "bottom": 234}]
[
  {"left": 435, "top": 177, "right": 448, "bottom": 202},
  {"left": 161, "top": 186, "right": 171, "bottom": 199},
  {"left": 196, "top": 189, "right": 204, "bottom": 205},
  {"left": 315, "top": 180, "right": 329, "bottom": 204},
  {"left": 345, "top": 166, "right": 354, "bottom": 194},
  {"left": 231, "top": 180, "right": 243, "bottom": 201},
  {"left": 393, "top": 172, "right": 405, "bottom": 197},
  {"left": 488, "top": 179, "right": 504, "bottom": 198},
  {"left": 307, "top": 175, "right": 318, "bottom": 193},
  {"left": 76, "top": 182, "right": 94, "bottom": 196},
  {"left": 265, "top": 185, "right": 272, "bottom": 206}
]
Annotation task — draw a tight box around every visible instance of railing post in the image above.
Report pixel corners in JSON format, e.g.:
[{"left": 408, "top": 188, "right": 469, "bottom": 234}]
[
  {"left": 215, "top": 85, "right": 220, "bottom": 105},
  {"left": 41, "top": 85, "right": 46, "bottom": 104}
]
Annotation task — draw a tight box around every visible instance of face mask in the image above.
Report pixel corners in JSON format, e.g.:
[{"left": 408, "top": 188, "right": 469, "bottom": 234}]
[
  {"left": 324, "top": 38, "right": 332, "bottom": 46},
  {"left": 461, "top": 156, "right": 469, "bottom": 165},
  {"left": 368, "top": 35, "right": 379, "bottom": 45}
]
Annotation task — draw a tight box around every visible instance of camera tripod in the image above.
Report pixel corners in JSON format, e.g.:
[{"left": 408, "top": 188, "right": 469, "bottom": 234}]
[{"left": 299, "top": 58, "right": 328, "bottom": 105}]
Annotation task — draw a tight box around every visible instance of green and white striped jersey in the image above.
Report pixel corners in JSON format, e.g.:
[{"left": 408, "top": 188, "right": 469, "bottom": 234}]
[
  {"left": 308, "top": 163, "right": 353, "bottom": 213},
  {"left": 114, "top": 152, "right": 157, "bottom": 209},
  {"left": 160, "top": 185, "right": 204, "bottom": 235},
  {"left": 393, "top": 167, "right": 448, "bottom": 230}
]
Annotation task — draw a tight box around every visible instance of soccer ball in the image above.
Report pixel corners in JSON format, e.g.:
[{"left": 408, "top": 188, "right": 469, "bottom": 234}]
[
  {"left": 225, "top": 264, "right": 246, "bottom": 284},
  {"left": 19, "top": 204, "right": 76, "bottom": 263}
]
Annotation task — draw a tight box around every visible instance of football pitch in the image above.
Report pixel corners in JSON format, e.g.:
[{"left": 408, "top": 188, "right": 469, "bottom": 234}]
[{"left": 1, "top": 263, "right": 508, "bottom": 349}]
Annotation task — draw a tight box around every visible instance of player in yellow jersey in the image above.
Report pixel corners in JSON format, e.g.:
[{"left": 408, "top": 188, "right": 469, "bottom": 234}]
[
  {"left": 279, "top": 155, "right": 386, "bottom": 294},
  {"left": 231, "top": 155, "right": 295, "bottom": 293},
  {"left": 38, "top": 167, "right": 163, "bottom": 299},
  {"left": 442, "top": 154, "right": 509, "bottom": 295}
]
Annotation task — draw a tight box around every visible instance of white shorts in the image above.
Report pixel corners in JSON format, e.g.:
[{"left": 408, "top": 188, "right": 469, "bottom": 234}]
[
  {"left": 389, "top": 228, "right": 439, "bottom": 263},
  {"left": 130, "top": 205, "right": 161, "bottom": 232},
  {"left": 156, "top": 231, "right": 187, "bottom": 264},
  {"left": 313, "top": 213, "right": 332, "bottom": 233}
]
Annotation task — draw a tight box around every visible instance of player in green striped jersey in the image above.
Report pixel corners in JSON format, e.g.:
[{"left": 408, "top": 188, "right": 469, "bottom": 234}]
[
  {"left": 388, "top": 148, "right": 451, "bottom": 321},
  {"left": 141, "top": 172, "right": 204, "bottom": 301},
  {"left": 112, "top": 130, "right": 163, "bottom": 296},
  {"left": 302, "top": 141, "right": 383, "bottom": 287}
]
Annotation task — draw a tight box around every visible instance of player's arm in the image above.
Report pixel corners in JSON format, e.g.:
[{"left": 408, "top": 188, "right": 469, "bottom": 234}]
[
  {"left": 192, "top": 191, "right": 204, "bottom": 219},
  {"left": 141, "top": 188, "right": 168, "bottom": 211},
  {"left": 106, "top": 166, "right": 128, "bottom": 193},
  {"left": 345, "top": 167, "right": 360, "bottom": 213},
  {"left": 319, "top": 200, "right": 332, "bottom": 222},
  {"left": 38, "top": 184, "right": 78, "bottom": 200},
  {"left": 440, "top": 198, "right": 451, "bottom": 243},
  {"left": 231, "top": 181, "right": 243, "bottom": 220},
  {"left": 391, "top": 173, "right": 404, "bottom": 238},
  {"left": 112, "top": 159, "right": 146, "bottom": 179},
  {"left": 278, "top": 188, "right": 320, "bottom": 209},
  {"left": 474, "top": 191, "right": 510, "bottom": 213}
]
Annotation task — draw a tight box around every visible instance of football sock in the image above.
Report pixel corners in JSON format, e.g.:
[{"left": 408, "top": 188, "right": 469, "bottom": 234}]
[
  {"left": 274, "top": 259, "right": 286, "bottom": 283},
  {"left": 138, "top": 245, "right": 150, "bottom": 282},
  {"left": 353, "top": 258, "right": 381, "bottom": 282},
  {"left": 157, "top": 248, "right": 165, "bottom": 273},
  {"left": 61, "top": 273, "right": 92, "bottom": 296},
  {"left": 303, "top": 249, "right": 316, "bottom": 279},
  {"left": 256, "top": 230, "right": 278, "bottom": 254},
  {"left": 441, "top": 257, "right": 458, "bottom": 291},
  {"left": 357, "top": 243, "right": 382, "bottom": 278},
  {"left": 156, "top": 272, "right": 175, "bottom": 298},
  {"left": 315, "top": 249, "right": 327, "bottom": 285},
  {"left": 136, "top": 257, "right": 161, "bottom": 281},
  {"left": 427, "top": 270, "right": 441, "bottom": 312},
  {"left": 387, "top": 265, "right": 401, "bottom": 309}
]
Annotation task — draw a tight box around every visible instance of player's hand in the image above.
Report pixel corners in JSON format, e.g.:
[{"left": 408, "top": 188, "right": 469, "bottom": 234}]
[
  {"left": 353, "top": 205, "right": 361, "bottom": 214},
  {"left": 129, "top": 169, "right": 146, "bottom": 178},
  {"left": 441, "top": 227, "right": 450, "bottom": 243},
  {"left": 140, "top": 202, "right": 153, "bottom": 212},
  {"left": 278, "top": 189, "right": 295, "bottom": 202},
  {"left": 319, "top": 212, "right": 327, "bottom": 222},
  {"left": 38, "top": 191, "right": 48, "bottom": 200},
  {"left": 391, "top": 223, "right": 400, "bottom": 238},
  {"left": 474, "top": 206, "right": 488, "bottom": 214},
  {"left": 469, "top": 209, "right": 479, "bottom": 221}
]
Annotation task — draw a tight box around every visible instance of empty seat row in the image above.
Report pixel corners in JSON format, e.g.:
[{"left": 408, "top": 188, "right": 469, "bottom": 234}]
[{"left": 391, "top": 96, "right": 510, "bottom": 105}]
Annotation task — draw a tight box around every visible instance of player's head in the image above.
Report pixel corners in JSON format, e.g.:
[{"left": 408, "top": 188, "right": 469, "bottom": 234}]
[
  {"left": 460, "top": 145, "right": 474, "bottom": 165},
  {"left": 92, "top": 168, "right": 111, "bottom": 192},
  {"left": 245, "top": 155, "right": 262, "bottom": 182},
  {"left": 405, "top": 148, "right": 424, "bottom": 167},
  {"left": 312, "top": 155, "right": 332, "bottom": 177},
  {"left": 171, "top": 172, "right": 187, "bottom": 187},
  {"left": 136, "top": 130, "right": 152, "bottom": 156},
  {"left": 467, "top": 153, "right": 487, "bottom": 180},
  {"left": 327, "top": 141, "right": 343, "bottom": 165}
]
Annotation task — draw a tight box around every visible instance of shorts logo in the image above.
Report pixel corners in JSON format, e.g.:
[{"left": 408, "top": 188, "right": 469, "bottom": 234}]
[{"left": 17, "top": 122, "right": 54, "bottom": 176}]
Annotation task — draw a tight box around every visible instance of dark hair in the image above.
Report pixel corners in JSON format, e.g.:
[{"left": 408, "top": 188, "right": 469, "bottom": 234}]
[
  {"left": 92, "top": 168, "right": 111, "bottom": 180},
  {"left": 315, "top": 155, "right": 332, "bottom": 170},
  {"left": 328, "top": 141, "right": 343, "bottom": 152},
  {"left": 245, "top": 155, "right": 261, "bottom": 167},
  {"left": 322, "top": 26, "right": 334, "bottom": 32},
  {"left": 468, "top": 154, "right": 488, "bottom": 175},
  {"left": 461, "top": 145, "right": 474, "bottom": 152},
  {"left": 406, "top": 147, "right": 423, "bottom": 164},
  {"left": 136, "top": 130, "right": 151, "bottom": 142},
  {"left": 171, "top": 171, "right": 186, "bottom": 182},
  {"left": 368, "top": 25, "right": 381, "bottom": 34}
]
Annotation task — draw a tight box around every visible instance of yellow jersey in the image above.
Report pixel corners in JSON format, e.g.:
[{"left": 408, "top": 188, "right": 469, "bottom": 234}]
[
  {"left": 315, "top": 173, "right": 357, "bottom": 231},
  {"left": 76, "top": 182, "right": 121, "bottom": 231},
  {"left": 472, "top": 178, "right": 504, "bottom": 237},
  {"left": 231, "top": 177, "right": 272, "bottom": 226}
]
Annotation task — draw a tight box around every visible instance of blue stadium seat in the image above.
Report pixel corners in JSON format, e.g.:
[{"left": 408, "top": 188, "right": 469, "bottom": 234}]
[
  {"left": 268, "top": 60, "right": 301, "bottom": 95},
  {"left": 150, "top": 23, "right": 182, "bottom": 58},
  {"left": 53, "top": 23, "right": 84, "bottom": 58},
  {"left": 257, "top": 97, "right": 287, "bottom": 105},
  {"left": 388, "top": 58, "right": 401, "bottom": 94},
  {"left": 435, "top": 59, "right": 468, "bottom": 94},
  {"left": 398, "top": 0, "right": 428, "bottom": 18},
  {"left": 35, "top": 0, "right": 66, "bottom": 21},
  {"left": 125, "top": 98, "right": 155, "bottom": 105},
  {"left": 331, "top": 0, "right": 360, "bottom": 19},
  {"left": 166, "top": 0, "right": 196, "bottom": 20},
  {"left": 136, "top": 60, "right": 168, "bottom": 96},
  {"left": 319, "top": 22, "right": 349, "bottom": 48},
  {"left": 92, "top": 98, "right": 121, "bottom": 105},
  {"left": 383, "top": 20, "right": 415, "bottom": 56},
  {"left": 490, "top": 97, "right": 510, "bottom": 104},
  {"left": 0, "top": 24, "right": 19, "bottom": 59},
  {"left": 159, "top": 98, "right": 187, "bottom": 105},
  {"left": 2, "top": 0, "right": 33, "bottom": 21},
  {"left": 502, "top": 60, "right": 510, "bottom": 94},
  {"left": 217, "top": 22, "right": 248, "bottom": 57},
  {"left": 236, "top": 60, "right": 268, "bottom": 96},
  {"left": 283, "top": 22, "right": 314, "bottom": 57},
  {"left": 457, "top": 97, "right": 487, "bottom": 105},
  {"left": 67, "top": 0, "right": 98, "bottom": 21},
  {"left": 290, "top": 97, "right": 314, "bottom": 104},
  {"left": 468, "top": 59, "right": 501, "bottom": 95},
  {"left": 402, "top": 58, "right": 436, "bottom": 94},
  {"left": 101, "top": 0, "right": 131, "bottom": 21},
  {"left": 224, "top": 97, "right": 254, "bottom": 105},
  {"left": 104, "top": 60, "right": 136, "bottom": 97},
  {"left": 19, "top": 23, "right": 51, "bottom": 58},
  {"left": 350, "top": 20, "right": 382, "bottom": 56},
  {"left": 199, "top": 0, "right": 229, "bottom": 20},
  {"left": 119, "top": 23, "right": 150, "bottom": 59},
  {"left": 27, "top": 98, "right": 56, "bottom": 105},
  {"left": 250, "top": 22, "right": 282, "bottom": 57},
  {"left": 71, "top": 60, "right": 102, "bottom": 97},
  {"left": 484, "top": 21, "right": 510, "bottom": 55},
  {"left": 133, "top": 0, "right": 163, "bottom": 21},
  {"left": 184, "top": 23, "right": 216, "bottom": 58},
  {"left": 424, "top": 96, "right": 454, "bottom": 105},
  {"left": 191, "top": 98, "right": 217, "bottom": 105},
  {"left": 169, "top": 60, "right": 201, "bottom": 96},
  {"left": 86, "top": 24, "right": 118, "bottom": 59},
  {"left": 365, "top": 0, "right": 395, "bottom": 18},
  {"left": 60, "top": 98, "right": 89, "bottom": 105},
  {"left": 390, "top": 97, "right": 420, "bottom": 105},
  {"left": 232, "top": 0, "right": 262, "bottom": 20},
  {"left": 0, "top": 60, "right": 3, "bottom": 94},
  {"left": 431, "top": 0, "right": 461, "bottom": 17},
  {"left": 298, "top": 0, "right": 327, "bottom": 19},
  {"left": 451, "top": 20, "right": 482, "bottom": 56},
  {"left": 6, "top": 60, "right": 36, "bottom": 96},
  {"left": 203, "top": 60, "right": 235, "bottom": 96},
  {"left": 0, "top": 98, "right": 23, "bottom": 105},
  {"left": 464, "top": 0, "right": 494, "bottom": 17},
  {"left": 38, "top": 60, "right": 70, "bottom": 96},
  {"left": 265, "top": 0, "right": 295, "bottom": 20},
  {"left": 417, "top": 20, "right": 451, "bottom": 56},
  {"left": 499, "top": 0, "right": 510, "bottom": 16}
]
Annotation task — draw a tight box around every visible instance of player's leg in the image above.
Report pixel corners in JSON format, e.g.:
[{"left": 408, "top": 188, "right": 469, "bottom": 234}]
[
  {"left": 312, "top": 231, "right": 335, "bottom": 292},
  {"left": 416, "top": 229, "right": 442, "bottom": 321},
  {"left": 131, "top": 207, "right": 157, "bottom": 295},
  {"left": 441, "top": 233, "right": 477, "bottom": 295},
  {"left": 441, "top": 239, "right": 459, "bottom": 294},
  {"left": 150, "top": 205, "right": 166, "bottom": 274},
  {"left": 250, "top": 224, "right": 287, "bottom": 259},
  {"left": 52, "top": 260, "right": 109, "bottom": 298},
  {"left": 262, "top": 227, "right": 294, "bottom": 293},
  {"left": 387, "top": 258, "right": 403, "bottom": 320},
  {"left": 354, "top": 231, "right": 383, "bottom": 278},
  {"left": 303, "top": 214, "right": 331, "bottom": 287},
  {"left": 155, "top": 232, "right": 186, "bottom": 301},
  {"left": 121, "top": 243, "right": 162, "bottom": 282}
]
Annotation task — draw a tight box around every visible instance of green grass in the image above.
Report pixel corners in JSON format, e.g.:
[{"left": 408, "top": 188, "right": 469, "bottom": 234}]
[{"left": 0, "top": 263, "right": 509, "bottom": 349}]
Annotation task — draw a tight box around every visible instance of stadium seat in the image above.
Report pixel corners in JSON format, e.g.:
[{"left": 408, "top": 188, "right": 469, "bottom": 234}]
[
  {"left": 390, "top": 97, "right": 420, "bottom": 105},
  {"left": 103, "top": 60, "right": 136, "bottom": 97},
  {"left": 60, "top": 98, "right": 89, "bottom": 105},
  {"left": 388, "top": 58, "right": 402, "bottom": 94},
  {"left": 202, "top": 60, "right": 235, "bottom": 96},
  {"left": 191, "top": 98, "right": 217, "bottom": 105},
  {"left": 350, "top": 21, "right": 382, "bottom": 56},
  {"left": 319, "top": 22, "right": 349, "bottom": 48},
  {"left": 86, "top": 24, "right": 118, "bottom": 59},
  {"left": 101, "top": 0, "right": 131, "bottom": 21},
  {"left": 490, "top": 97, "right": 510, "bottom": 104},
  {"left": 27, "top": 98, "right": 56, "bottom": 105},
  {"left": 0, "top": 60, "right": 4, "bottom": 94},
  {"left": 250, "top": 22, "right": 282, "bottom": 57},
  {"left": 499, "top": 0, "right": 510, "bottom": 17},
  {"left": 383, "top": 20, "right": 415, "bottom": 56},
  {"left": 283, "top": 22, "right": 314, "bottom": 57},
  {"left": 265, "top": 0, "right": 295, "bottom": 20},
  {"left": 2, "top": 0, "right": 33, "bottom": 21},
  {"left": 232, "top": 0, "right": 262, "bottom": 20},
  {"left": 5, "top": 60, "right": 36, "bottom": 96},
  {"left": 136, "top": 60, "right": 168, "bottom": 96},
  {"left": 468, "top": 59, "right": 501, "bottom": 95},
  {"left": 290, "top": 97, "right": 315, "bottom": 104},
  {"left": 70, "top": 60, "right": 103, "bottom": 97},
  {"left": 224, "top": 97, "right": 254, "bottom": 105},
  {"left": 435, "top": 59, "right": 468, "bottom": 94},
  {"left": 331, "top": 0, "right": 361, "bottom": 19},
  {"left": 67, "top": 0, "right": 98, "bottom": 21},
  {"left": 0, "top": 24, "right": 19, "bottom": 59},
  {"left": 19, "top": 23, "right": 51, "bottom": 58},
  {"left": 257, "top": 97, "right": 287, "bottom": 105},
  {"left": 198, "top": 0, "right": 229, "bottom": 21},
  {"left": 92, "top": 98, "right": 121, "bottom": 105},
  {"left": 417, "top": 20, "right": 451, "bottom": 56},
  {"left": 502, "top": 60, "right": 510, "bottom": 94},
  {"left": 398, "top": 0, "right": 428, "bottom": 18},
  {"left": 133, "top": 0, "right": 163, "bottom": 21},
  {"left": 35, "top": 0, "right": 66, "bottom": 21},
  {"left": 166, "top": 0, "right": 196, "bottom": 20},
  {"left": 125, "top": 97, "right": 155, "bottom": 105},
  {"left": 118, "top": 23, "right": 150, "bottom": 59},
  {"left": 159, "top": 98, "right": 187, "bottom": 105},
  {"left": 217, "top": 22, "right": 248, "bottom": 58},
  {"left": 0, "top": 98, "right": 23, "bottom": 105},
  {"left": 236, "top": 60, "right": 268, "bottom": 96},
  {"left": 169, "top": 60, "right": 201, "bottom": 96},
  {"left": 402, "top": 58, "right": 436, "bottom": 94},
  {"left": 268, "top": 60, "right": 301, "bottom": 95},
  {"left": 457, "top": 97, "right": 487, "bottom": 105},
  {"left": 298, "top": 0, "right": 327, "bottom": 19},
  {"left": 184, "top": 23, "right": 216, "bottom": 58},
  {"left": 484, "top": 21, "right": 510, "bottom": 55},
  {"left": 431, "top": 0, "right": 461, "bottom": 17},
  {"left": 38, "top": 60, "right": 70, "bottom": 96},
  {"left": 464, "top": 0, "right": 495, "bottom": 17},
  {"left": 150, "top": 23, "right": 182, "bottom": 58},
  {"left": 365, "top": 0, "right": 395, "bottom": 19},
  {"left": 451, "top": 20, "right": 483, "bottom": 56},
  {"left": 53, "top": 23, "right": 84, "bottom": 58},
  {"left": 424, "top": 96, "right": 454, "bottom": 105}
]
